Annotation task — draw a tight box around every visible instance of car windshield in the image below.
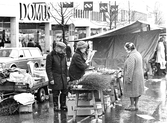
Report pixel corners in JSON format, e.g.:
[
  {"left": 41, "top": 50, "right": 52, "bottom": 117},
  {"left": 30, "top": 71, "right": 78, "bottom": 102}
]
[{"left": 0, "top": 49, "right": 18, "bottom": 58}]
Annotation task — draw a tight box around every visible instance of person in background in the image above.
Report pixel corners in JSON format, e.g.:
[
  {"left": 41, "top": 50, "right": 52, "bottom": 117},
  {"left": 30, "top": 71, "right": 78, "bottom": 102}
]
[
  {"left": 35, "top": 42, "right": 42, "bottom": 52},
  {"left": 52, "top": 40, "right": 56, "bottom": 50},
  {"left": 27, "top": 39, "right": 35, "bottom": 47},
  {"left": 73, "top": 42, "right": 77, "bottom": 52},
  {"left": 0, "top": 36, "right": 4, "bottom": 48},
  {"left": 66, "top": 43, "right": 72, "bottom": 62},
  {"left": 45, "top": 42, "right": 68, "bottom": 111},
  {"left": 19, "top": 40, "right": 22, "bottom": 47},
  {"left": 69, "top": 41, "right": 90, "bottom": 81},
  {"left": 123, "top": 42, "right": 144, "bottom": 111},
  {"left": 155, "top": 37, "right": 166, "bottom": 76},
  {"left": 21, "top": 38, "right": 27, "bottom": 47}
]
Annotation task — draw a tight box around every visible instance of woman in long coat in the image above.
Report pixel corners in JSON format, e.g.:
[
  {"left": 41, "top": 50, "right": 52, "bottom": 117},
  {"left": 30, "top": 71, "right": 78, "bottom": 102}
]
[
  {"left": 123, "top": 42, "right": 144, "bottom": 111},
  {"left": 46, "top": 42, "right": 68, "bottom": 111}
]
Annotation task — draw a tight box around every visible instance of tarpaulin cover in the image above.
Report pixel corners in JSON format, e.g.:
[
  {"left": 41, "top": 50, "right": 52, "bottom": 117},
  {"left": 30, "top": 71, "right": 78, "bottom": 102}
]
[
  {"left": 71, "top": 21, "right": 161, "bottom": 69},
  {"left": 91, "top": 30, "right": 160, "bottom": 69}
]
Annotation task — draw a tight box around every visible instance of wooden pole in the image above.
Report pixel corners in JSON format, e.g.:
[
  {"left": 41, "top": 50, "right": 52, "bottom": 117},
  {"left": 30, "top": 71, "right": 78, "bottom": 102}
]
[
  {"left": 128, "top": 1, "right": 131, "bottom": 23},
  {"left": 115, "top": 1, "right": 117, "bottom": 28}
]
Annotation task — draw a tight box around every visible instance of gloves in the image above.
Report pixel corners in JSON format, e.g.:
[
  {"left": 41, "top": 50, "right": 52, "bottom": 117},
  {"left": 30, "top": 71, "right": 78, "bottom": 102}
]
[
  {"left": 67, "top": 77, "right": 70, "bottom": 82},
  {"left": 86, "top": 60, "right": 91, "bottom": 66},
  {"left": 50, "top": 80, "right": 54, "bottom": 84},
  {"left": 125, "top": 77, "right": 132, "bottom": 84}
]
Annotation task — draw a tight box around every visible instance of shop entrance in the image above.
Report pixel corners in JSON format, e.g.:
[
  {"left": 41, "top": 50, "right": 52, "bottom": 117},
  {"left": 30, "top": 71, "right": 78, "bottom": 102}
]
[
  {"left": 0, "top": 17, "right": 10, "bottom": 47},
  {"left": 19, "top": 23, "right": 45, "bottom": 52}
]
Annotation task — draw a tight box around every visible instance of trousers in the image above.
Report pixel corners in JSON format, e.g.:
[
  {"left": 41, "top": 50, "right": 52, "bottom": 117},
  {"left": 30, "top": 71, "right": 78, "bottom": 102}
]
[{"left": 52, "top": 89, "right": 68, "bottom": 107}]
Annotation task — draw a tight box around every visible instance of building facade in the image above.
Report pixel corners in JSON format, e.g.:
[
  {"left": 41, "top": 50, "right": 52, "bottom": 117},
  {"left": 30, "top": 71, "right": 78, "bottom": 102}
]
[{"left": 0, "top": 1, "right": 151, "bottom": 53}]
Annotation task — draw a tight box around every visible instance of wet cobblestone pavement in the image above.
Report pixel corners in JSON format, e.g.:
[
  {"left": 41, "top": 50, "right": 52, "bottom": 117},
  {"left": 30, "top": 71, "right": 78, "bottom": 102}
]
[{"left": 0, "top": 77, "right": 166, "bottom": 123}]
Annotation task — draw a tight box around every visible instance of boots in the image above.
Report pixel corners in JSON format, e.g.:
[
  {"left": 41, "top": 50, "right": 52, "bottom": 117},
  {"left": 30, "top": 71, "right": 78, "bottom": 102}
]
[
  {"left": 60, "top": 94, "right": 68, "bottom": 111},
  {"left": 53, "top": 95, "right": 59, "bottom": 111}
]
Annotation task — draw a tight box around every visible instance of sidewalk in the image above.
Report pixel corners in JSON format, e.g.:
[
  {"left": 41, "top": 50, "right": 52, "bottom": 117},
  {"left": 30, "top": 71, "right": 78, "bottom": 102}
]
[{"left": 102, "top": 77, "right": 167, "bottom": 123}]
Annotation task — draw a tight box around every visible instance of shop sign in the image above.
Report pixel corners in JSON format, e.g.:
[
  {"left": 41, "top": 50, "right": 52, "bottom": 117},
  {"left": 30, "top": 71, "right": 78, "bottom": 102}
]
[
  {"left": 84, "top": 2, "right": 93, "bottom": 11},
  {"left": 20, "top": 3, "right": 51, "bottom": 21}
]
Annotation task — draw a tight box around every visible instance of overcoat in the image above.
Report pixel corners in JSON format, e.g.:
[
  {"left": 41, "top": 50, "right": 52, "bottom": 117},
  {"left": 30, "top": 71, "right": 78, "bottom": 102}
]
[
  {"left": 45, "top": 50, "right": 68, "bottom": 90},
  {"left": 123, "top": 49, "right": 144, "bottom": 97},
  {"left": 156, "top": 41, "right": 166, "bottom": 69},
  {"left": 69, "top": 49, "right": 89, "bottom": 81}
]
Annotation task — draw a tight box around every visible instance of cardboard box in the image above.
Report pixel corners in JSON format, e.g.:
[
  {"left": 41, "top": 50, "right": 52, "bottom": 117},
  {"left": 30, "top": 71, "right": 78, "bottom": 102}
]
[
  {"left": 19, "top": 104, "right": 33, "bottom": 113},
  {"left": 104, "top": 95, "right": 111, "bottom": 108}
]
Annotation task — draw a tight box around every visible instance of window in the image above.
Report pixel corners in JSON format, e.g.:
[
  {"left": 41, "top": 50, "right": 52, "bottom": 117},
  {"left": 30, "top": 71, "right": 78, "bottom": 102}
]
[
  {"left": 0, "top": 49, "right": 11, "bottom": 57},
  {"left": 9, "top": 49, "right": 19, "bottom": 58},
  {"left": 29, "top": 49, "right": 42, "bottom": 57},
  {"left": 121, "top": 10, "right": 125, "bottom": 21},
  {"left": 19, "top": 49, "right": 24, "bottom": 57},
  {"left": 24, "top": 49, "right": 31, "bottom": 57}
]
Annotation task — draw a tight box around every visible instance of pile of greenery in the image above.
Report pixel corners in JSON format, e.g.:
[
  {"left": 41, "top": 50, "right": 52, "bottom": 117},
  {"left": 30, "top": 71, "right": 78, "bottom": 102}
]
[{"left": 78, "top": 69, "right": 119, "bottom": 90}]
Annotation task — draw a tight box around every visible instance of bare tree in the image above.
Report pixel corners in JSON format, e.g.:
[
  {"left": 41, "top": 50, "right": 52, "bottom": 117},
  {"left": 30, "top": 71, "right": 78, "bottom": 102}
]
[
  {"left": 153, "top": 2, "right": 164, "bottom": 25},
  {"left": 146, "top": 1, "right": 165, "bottom": 26},
  {"left": 49, "top": 2, "right": 74, "bottom": 44},
  {"left": 105, "top": 1, "right": 118, "bottom": 30}
]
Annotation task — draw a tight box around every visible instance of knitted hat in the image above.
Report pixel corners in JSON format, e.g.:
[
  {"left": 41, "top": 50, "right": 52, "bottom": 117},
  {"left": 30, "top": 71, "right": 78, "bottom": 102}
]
[
  {"left": 77, "top": 41, "right": 88, "bottom": 49},
  {"left": 56, "top": 42, "right": 66, "bottom": 49}
]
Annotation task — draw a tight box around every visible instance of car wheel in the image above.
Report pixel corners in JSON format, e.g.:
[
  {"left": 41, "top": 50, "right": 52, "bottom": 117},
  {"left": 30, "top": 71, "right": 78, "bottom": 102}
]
[
  {"left": 37, "top": 88, "right": 46, "bottom": 103},
  {"left": 11, "top": 65, "right": 17, "bottom": 69}
]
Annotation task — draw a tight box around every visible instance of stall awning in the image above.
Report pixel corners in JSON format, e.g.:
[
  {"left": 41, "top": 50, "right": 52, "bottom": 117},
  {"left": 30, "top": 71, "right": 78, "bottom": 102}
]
[{"left": 70, "top": 20, "right": 163, "bottom": 42}]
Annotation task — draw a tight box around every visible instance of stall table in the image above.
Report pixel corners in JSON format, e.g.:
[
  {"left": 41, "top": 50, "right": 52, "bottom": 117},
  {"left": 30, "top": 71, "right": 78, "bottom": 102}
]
[{"left": 71, "top": 87, "right": 105, "bottom": 122}]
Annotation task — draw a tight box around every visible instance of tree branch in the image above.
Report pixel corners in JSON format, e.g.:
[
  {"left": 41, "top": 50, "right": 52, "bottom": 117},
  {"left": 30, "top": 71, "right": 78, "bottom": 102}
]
[
  {"left": 63, "top": 7, "right": 68, "bottom": 15},
  {"left": 49, "top": 12, "right": 62, "bottom": 25},
  {"left": 64, "top": 14, "right": 73, "bottom": 25},
  {"left": 64, "top": 13, "right": 73, "bottom": 19},
  {"left": 49, "top": 3, "right": 62, "bottom": 17}
]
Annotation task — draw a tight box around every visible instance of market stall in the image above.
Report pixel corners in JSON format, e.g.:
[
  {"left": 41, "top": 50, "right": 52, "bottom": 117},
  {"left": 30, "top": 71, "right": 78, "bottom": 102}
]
[
  {"left": 68, "top": 68, "right": 123, "bottom": 122},
  {"left": 0, "top": 66, "right": 49, "bottom": 115}
]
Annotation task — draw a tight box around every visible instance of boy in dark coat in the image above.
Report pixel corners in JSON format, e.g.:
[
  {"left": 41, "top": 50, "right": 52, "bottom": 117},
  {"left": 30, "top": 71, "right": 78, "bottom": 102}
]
[
  {"left": 45, "top": 42, "right": 68, "bottom": 111},
  {"left": 27, "top": 39, "right": 35, "bottom": 47}
]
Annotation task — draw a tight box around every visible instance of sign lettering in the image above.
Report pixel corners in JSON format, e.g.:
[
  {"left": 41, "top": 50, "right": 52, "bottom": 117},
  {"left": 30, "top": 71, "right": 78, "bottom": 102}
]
[{"left": 20, "top": 3, "right": 51, "bottom": 21}]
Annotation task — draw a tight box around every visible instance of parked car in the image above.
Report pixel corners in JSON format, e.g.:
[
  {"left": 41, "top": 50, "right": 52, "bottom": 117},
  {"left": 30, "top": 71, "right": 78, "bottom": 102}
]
[{"left": 0, "top": 47, "right": 44, "bottom": 71}]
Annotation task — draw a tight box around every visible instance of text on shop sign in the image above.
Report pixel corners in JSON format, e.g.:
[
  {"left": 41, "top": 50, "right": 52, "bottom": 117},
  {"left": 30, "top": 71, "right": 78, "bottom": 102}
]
[{"left": 20, "top": 3, "right": 50, "bottom": 21}]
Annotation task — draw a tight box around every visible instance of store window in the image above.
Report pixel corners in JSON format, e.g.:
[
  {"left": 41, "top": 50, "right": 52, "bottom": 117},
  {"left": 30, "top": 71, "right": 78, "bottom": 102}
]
[
  {"left": 19, "top": 23, "right": 45, "bottom": 52},
  {"left": 76, "top": 28, "right": 86, "bottom": 39},
  {"left": 0, "top": 17, "right": 11, "bottom": 45},
  {"left": 91, "top": 29, "right": 99, "bottom": 36}
]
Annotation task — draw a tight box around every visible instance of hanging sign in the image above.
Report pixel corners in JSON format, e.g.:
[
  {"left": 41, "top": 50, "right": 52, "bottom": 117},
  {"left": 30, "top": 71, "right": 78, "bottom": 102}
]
[
  {"left": 99, "top": 3, "right": 108, "bottom": 12},
  {"left": 84, "top": 2, "right": 93, "bottom": 11},
  {"left": 63, "top": 2, "right": 73, "bottom": 8}
]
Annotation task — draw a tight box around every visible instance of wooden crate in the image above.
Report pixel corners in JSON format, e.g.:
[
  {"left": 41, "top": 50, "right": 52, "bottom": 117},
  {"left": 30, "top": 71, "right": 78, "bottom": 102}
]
[
  {"left": 67, "top": 99, "right": 93, "bottom": 116},
  {"left": 19, "top": 104, "right": 33, "bottom": 113},
  {"left": 67, "top": 99, "right": 102, "bottom": 116}
]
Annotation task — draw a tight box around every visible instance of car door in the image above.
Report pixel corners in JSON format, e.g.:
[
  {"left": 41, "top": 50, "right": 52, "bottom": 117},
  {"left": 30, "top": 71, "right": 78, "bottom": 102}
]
[
  {"left": 21, "top": 49, "right": 33, "bottom": 69},
  {"left": 29, "top": 48, "right": 43, "bottom": 67},
  {"left": 9, "top": 49, "right": 20, "bottom": 68},
  {"left": 16, "top": 49, "right": 29, "bottom": 69}
]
